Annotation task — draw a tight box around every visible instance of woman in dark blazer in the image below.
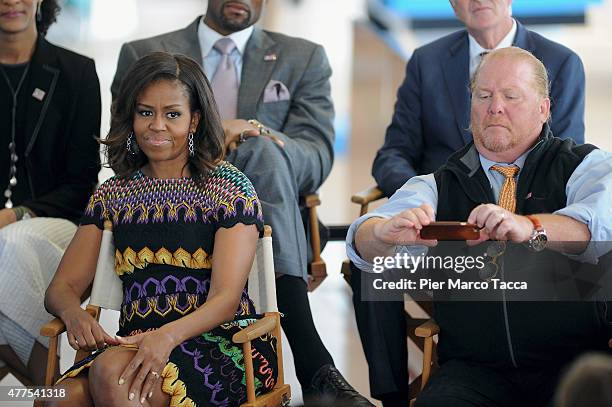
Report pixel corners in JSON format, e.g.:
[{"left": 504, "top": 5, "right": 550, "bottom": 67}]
[{"left": 0, "top": 0, "right": 100, "bottom": 385}]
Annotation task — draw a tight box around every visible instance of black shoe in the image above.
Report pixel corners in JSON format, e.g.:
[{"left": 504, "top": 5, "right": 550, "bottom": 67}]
[{"left": 304, "top": 364, "right": 375, "bottom": 406}]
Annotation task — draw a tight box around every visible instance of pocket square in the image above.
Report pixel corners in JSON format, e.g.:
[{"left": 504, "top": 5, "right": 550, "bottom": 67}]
[{"left": 263, "top": 80, "right": 290, "bottom": 103}]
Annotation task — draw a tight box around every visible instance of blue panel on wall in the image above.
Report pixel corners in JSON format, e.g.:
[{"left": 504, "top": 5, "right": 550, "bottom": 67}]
[{"left": 383, "top": 0, "right": 603, "bottom": 19}]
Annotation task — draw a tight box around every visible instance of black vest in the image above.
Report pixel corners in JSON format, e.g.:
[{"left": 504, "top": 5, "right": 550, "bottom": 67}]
[{"left": 431, "top": 127, "right": 609, "bottom": 368}]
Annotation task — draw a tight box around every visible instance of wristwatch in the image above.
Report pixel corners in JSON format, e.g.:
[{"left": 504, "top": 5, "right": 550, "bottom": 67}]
[{"left": 525, "top": 215, "right": 547, "bottom": 252}]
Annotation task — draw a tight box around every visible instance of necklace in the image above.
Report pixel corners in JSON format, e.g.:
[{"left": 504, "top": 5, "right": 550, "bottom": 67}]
[{"left": 0, "top": 62, "right": 31, "bottom": 208}]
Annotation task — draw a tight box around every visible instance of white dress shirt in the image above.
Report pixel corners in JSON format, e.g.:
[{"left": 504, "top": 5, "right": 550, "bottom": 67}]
[{"left": 468, "top": 18, "right": 517, "bottom": 77}]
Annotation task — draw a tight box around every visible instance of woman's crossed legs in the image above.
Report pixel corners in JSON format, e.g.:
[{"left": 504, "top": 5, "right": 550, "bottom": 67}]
[{"left": 47, "top": 347, "right": 170, "bottom": 407}]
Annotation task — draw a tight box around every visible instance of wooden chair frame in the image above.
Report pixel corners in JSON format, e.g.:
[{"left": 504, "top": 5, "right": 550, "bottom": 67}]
[
  {"left": 342, "top": 185, "right": 438, "bottom": 401},
  {"left": 305, "top": 193, "right": 327, "bottom": 291}
]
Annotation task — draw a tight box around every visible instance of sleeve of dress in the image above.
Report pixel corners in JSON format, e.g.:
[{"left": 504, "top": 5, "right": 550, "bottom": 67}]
[
  {"left": 213, "top": 164, "right": 264, "bottom": 233},
  {"left": 79, "top": 179, "right": 111, "bottom": 230}
]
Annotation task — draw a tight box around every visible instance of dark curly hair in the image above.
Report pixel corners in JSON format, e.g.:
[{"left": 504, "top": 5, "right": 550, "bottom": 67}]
[
  {"left": 103, "top": 52, "right": 225, "bottom": 181},
  {"left": 37, "top": 0, "right": 61, "bottom": 36}
]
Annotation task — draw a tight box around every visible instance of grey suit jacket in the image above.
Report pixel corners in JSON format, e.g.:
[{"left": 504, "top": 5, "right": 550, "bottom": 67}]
[{"left": 112, "top": 17, "right": 335, "bottom": 196}]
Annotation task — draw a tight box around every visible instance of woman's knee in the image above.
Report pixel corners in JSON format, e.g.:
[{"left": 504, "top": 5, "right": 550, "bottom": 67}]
[
  {"left": 88, "top": 348, "right": 134, "bottom": 404},
  {"left": 45, "top": 377, "right": 92, "bottom": 407}
]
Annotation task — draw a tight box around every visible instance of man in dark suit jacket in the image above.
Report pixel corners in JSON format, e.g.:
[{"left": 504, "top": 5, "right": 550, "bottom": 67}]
[
  {"left": 111, "top": 1, "right": 372, "bottom": 405},
  {"left": 373, "top": 1, "right": 585, "bottom": 197},
  {"left": 353, "top": 1, "right": 586, "bottom": 405}
]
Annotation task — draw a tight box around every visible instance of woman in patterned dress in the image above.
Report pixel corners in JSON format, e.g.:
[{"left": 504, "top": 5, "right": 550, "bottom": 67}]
[{"left": 44, "top": 52, "right": 277, "bottom": 407}]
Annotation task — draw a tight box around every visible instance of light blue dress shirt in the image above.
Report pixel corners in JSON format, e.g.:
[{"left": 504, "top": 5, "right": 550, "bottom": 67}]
[{"left": 346, "top": 148, "right": 612, "bottom": 272}]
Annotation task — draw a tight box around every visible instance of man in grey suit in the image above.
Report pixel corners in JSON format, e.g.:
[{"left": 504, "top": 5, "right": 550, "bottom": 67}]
[{"left": 111, "top": 1, "right": 372, "bottom": 405}]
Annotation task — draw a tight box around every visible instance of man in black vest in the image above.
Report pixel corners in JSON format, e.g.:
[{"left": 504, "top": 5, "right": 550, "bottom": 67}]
[{"left": 347, "top": 47, "right": 612, "bottom": 406}]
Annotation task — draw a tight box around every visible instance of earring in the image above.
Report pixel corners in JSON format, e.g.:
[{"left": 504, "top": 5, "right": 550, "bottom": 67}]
[
  {"left": 188, "top": 132, "right": 195, "bottom": 157},
  {"left": 126, "top": 132, "right": 139, "bottom": 155},
  {"left": 36, "top": 1, "right": 42, "bottom": 22}
]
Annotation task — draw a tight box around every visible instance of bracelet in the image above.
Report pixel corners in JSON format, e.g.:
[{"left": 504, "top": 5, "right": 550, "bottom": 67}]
[{"left": 11, "top": 206, "right": 34, "bottom": 221}]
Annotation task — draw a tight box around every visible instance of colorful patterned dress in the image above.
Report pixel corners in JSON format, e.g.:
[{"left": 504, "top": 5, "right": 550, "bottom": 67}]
[{"left": 57, "top": 162, "right": 278, "bottom": 406}]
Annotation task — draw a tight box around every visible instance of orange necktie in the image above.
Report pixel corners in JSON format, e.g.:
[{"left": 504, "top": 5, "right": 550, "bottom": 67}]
[{"left": 490, "top": 165, "right": 520, "bottom": 213}]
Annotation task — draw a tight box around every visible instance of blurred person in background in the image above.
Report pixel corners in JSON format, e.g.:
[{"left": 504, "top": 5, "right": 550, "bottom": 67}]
[
  {"left": 353, "top": 1, "right": 587, "bottom": 404},
  {"left": 555, "top": 353, "right": 612, "bottom": 407},
  {"left": 0, "top": 0, "right": 101, "bottom": 385},
  {"left": 374, "top": 0, "right": 585, "bottom": 197},
  {"left": 111, "top": 0, "right": 373, "bottom": 405}
]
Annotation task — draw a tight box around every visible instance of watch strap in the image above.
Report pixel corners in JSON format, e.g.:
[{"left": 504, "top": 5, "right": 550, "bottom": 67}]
[{"left": 526, "top": 215, "right": 543, "bottom": 232}]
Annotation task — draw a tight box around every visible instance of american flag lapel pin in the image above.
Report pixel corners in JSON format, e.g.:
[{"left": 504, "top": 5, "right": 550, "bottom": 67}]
[
  {"left": 32, "top": 88, "right": 46, "bottom": 101},
  {"left": 264, "top": 53, "right": 277, "bottom": 61}
]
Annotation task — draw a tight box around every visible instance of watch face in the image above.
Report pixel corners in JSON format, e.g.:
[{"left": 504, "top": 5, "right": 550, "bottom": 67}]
[{"left": 531, "top": 232, "right": 547, "bottom": 252}]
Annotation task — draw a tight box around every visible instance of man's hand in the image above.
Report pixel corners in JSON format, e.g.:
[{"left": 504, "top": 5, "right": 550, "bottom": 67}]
[
  {"left": 467, "top": 204, "right": 533, "bottom": 244},
  {"left": 222, "top": 119, "right": 260, "bottom": 152},
  {"left": 0, "top": 208, "right": 17, "bottom": 229},
  {"left": 373, "top": 203, "right": 438, "bottom": 246}
]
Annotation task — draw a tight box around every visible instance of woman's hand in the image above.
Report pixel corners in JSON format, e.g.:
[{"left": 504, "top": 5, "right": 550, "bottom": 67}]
[
  {"left": 116, "top": 329, "right": 176, "bottom": 404},
  {"left": 0, "top": 208, "right": 17, "bottom": 229},
  {"left": 61, "top": 306, "right": 119, "bottom": 351}
]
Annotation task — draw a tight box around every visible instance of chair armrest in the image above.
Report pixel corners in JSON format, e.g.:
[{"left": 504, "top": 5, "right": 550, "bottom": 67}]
[
  {"left": 351, "top": 186, "right": 384, "bottom": 216},
  {"left": 40, "top": 318, "right": 66, "bottom": 338},
  {"left": 415, "top": 319, "right": 440, "bottom": 338},
  {"left": 351, "top": 186, "right": 384, "bottom": 206},
  {"left": 232, "top": 316, "right": 277, "bottom": 344},
  {"left": 304, "top": 193, "right": 321, "bottom": 208}
]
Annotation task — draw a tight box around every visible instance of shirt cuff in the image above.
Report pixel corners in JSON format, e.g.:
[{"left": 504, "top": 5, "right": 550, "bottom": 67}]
[{"left": 345, "top": 213, "right": 389, "bottom": 273}]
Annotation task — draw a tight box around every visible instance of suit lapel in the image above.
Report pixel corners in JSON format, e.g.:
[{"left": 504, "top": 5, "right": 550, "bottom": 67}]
[
  {"left": 25, "top": 38, "right": 59, "bottom": 156},
  {"left": 161, "top": 17, "right": 203, "bottom": 64},
  {"left": 238, "top": 28, "right": 278, "bottom": 118},
  {"left": 512, "top": 21, "right": 536, "bottom": 53},
  {"left": 442, "top": 32, "right": 472, "bottom": 145}
]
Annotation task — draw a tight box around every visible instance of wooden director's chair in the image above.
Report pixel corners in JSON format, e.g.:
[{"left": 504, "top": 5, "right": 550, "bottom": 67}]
[
  {"left": 341, "top": 185, "right": 438, "bottom": 400},
  {"left": 40, "top": 222, "right": 291, "bottom": 407},
  {"left": 304, "top": 193, "right": 327, "bottom": 292}
]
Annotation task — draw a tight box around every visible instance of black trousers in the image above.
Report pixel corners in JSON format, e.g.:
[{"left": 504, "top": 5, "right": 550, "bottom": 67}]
[
  {"left": 276, "top": 275, "right": 334, "bottom": 389},
  {"left": 350, "top": 263, "right": 410, "bottom": 403},
  {"left": 414, "top": 359, "right": 562, "bottom": 407}
]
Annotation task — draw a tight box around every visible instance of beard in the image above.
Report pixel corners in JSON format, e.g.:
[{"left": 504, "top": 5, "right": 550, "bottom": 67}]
[
  {"left": 219, "top": 4, "right": 252, "bottom": 31},
  {"left": 474, "top": 126, "right": 518, "bottom": 153}
]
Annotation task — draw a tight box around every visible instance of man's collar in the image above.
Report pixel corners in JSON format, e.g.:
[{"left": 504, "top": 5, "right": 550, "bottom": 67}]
[
  {"left": 468, "top": 18, "right": 517, "bottom": 61},
  {"left": 479, "top": 149, "right": 530, "bottom": 174},
  {"left": 198, "top": 17, "right": 254, "bottom": 57}
]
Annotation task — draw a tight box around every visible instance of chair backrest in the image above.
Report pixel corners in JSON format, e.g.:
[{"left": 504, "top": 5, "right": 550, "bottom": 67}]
[{"left": 89, "top": 222, "right": 278, "bottom": 314}]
